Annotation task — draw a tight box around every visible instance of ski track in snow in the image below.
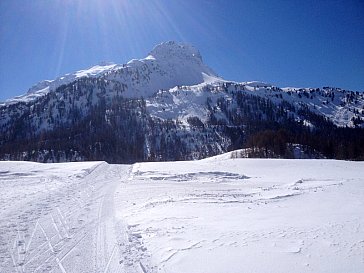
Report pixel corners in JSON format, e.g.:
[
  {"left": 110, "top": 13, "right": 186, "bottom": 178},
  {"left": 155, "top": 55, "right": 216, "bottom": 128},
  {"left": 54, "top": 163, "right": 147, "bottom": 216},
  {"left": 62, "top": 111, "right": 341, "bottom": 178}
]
[
  {"left": 0, "top": 161, "right": 151, "bottom": 273},
  {"left": 1, "top": 158, "right": 364, "bottom": 273}
]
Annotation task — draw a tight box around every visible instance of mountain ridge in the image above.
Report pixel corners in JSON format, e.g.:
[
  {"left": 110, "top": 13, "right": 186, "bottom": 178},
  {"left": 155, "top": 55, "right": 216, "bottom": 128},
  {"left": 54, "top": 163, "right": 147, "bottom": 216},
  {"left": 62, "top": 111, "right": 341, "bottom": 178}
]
[
  {"left": 3, "top": 41, "right": 220, "bottom": 105},
  {"left": 1, "top": 42, "right": 364, "bottom": 162}
]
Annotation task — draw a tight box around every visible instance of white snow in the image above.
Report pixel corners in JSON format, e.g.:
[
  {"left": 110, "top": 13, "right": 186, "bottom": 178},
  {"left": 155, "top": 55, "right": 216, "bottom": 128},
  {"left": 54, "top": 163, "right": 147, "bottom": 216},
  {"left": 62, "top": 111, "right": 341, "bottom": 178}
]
[
  {"left": 27, "top": 63, "right": 118, "bottom": 95},
  {"left": 105, "top": 41, "right": 222, "bottom": 98},
  {"left": 73, "top": 63, "right": 118, "bottom": 78},
  {"left": 1, "top": 63, "right": 119, "bottom": 106},
  {"left": 0, "top": 157, "right": 363, "bottom": 272}
]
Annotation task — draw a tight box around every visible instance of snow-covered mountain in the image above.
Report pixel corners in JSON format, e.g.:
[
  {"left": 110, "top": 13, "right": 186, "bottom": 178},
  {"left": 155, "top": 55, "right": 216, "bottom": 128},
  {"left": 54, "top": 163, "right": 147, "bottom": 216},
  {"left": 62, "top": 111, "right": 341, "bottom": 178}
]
[
  {"left": 0, "top": 41, "right": 364, "bottom": 162},
  {"left": 4, "top": 41, "right": 220, "bottom": 105}
]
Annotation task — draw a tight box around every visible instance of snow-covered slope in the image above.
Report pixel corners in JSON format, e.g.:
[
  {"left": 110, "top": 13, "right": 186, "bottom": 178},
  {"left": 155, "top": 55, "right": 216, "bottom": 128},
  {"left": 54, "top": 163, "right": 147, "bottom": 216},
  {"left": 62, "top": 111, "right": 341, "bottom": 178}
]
[
  {"left": 145, "top": 81, "right": 364, "bottom": 128},
  {"left": 1, "top": 158, "right": 363, "bottom": 272},
  {"left": 27, "top": 62, "right": 119, "bottom": 94},
  {"left": 6, "top": 63, "right": 119, "bottom": 105},
  {"left": 2, "top": 41, "right": 220, "bottom": 105},
  {"left": 101, "top": 41, "right": 221, "bottom": 98}
]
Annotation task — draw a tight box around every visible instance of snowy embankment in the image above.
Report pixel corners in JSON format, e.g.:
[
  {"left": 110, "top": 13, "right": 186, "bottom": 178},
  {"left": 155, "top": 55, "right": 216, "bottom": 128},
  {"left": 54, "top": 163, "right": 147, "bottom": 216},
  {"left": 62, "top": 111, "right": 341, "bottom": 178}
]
[{"left": 0, "top": 158, "right": 363, "bottom": 273}]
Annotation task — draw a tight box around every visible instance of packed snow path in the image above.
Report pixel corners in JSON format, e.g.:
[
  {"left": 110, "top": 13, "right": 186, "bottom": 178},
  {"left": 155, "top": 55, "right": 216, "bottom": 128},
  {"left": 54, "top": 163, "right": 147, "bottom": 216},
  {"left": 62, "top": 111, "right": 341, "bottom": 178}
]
[
  {"left": 0, "top": 158, "right": 364, "bottom": 273},
  {"left": 0, "top": 162, "right": 150, "bottom": 273}
]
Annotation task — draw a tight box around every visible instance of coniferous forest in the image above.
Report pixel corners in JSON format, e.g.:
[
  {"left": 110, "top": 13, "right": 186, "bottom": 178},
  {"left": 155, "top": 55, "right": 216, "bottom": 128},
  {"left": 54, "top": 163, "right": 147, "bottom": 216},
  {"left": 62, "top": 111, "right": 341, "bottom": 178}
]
[{"left": 1, "top": 77, "right": 364, "bottom": 163}]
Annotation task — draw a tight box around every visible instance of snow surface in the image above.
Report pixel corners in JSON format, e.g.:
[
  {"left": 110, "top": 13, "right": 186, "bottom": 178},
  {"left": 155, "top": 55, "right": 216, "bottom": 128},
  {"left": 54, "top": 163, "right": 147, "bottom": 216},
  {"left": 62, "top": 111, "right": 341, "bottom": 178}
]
[{"left": 0, "top": 157, "right": 363, "bottom": 272}]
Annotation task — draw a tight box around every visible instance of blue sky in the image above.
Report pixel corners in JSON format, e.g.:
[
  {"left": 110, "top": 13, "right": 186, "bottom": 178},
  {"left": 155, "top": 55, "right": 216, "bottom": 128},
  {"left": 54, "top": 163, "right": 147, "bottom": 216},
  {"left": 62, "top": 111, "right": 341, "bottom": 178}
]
[{"left": 0, "top": 0, "right": 363, "bottom": 101}]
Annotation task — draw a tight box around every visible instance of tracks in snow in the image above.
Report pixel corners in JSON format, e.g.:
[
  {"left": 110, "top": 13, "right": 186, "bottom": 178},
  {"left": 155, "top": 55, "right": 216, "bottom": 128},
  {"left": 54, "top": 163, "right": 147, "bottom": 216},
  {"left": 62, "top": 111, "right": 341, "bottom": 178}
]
[{"left": 0, "top": 163, "right": 140, "bottom": 273}]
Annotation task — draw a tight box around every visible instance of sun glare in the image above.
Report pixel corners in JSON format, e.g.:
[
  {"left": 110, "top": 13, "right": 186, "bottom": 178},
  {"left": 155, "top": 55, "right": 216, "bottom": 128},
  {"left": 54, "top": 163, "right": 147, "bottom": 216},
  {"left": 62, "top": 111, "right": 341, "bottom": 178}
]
[{"left": 49, "top": 0, "right": 213, "bottom": 77}]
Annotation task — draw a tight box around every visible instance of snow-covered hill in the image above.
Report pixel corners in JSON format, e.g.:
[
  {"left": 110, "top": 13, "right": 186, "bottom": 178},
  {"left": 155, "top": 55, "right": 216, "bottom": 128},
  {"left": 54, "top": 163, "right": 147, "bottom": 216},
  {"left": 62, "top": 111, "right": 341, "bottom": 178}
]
[
  {"left": 1, "top": 157, "right": 363, "bottom": 272},
  {"left": 0, "top": 41, "right": 364, "bottom": 162}
]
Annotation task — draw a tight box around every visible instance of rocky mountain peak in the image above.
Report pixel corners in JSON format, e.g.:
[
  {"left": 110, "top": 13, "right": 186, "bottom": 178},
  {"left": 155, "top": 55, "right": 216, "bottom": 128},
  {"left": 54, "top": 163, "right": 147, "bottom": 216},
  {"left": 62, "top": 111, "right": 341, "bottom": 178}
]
[{"left": 148, "top": 41, "right": 203, "bottom": 62}]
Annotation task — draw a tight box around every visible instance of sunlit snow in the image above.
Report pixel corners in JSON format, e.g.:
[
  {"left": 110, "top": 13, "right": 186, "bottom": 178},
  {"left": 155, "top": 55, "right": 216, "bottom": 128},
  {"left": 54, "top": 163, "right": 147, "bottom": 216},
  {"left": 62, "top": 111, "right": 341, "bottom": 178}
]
[{"left": 0, "top": 156, "right": 363, "bottom": 272}]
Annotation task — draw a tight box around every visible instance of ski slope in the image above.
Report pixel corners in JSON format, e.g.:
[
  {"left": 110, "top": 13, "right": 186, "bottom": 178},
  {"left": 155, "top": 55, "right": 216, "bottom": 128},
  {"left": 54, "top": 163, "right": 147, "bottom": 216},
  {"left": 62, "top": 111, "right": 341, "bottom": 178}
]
[{"left": 0, "top": 158, "right": 363, "bottom": 272}]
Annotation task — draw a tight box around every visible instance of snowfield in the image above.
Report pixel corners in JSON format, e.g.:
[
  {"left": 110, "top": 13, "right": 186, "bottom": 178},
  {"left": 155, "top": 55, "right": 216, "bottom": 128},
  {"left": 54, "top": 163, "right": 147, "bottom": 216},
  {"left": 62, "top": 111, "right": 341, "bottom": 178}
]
[{"left": 0, "top": 157, "right": 363, "bottom": 273}]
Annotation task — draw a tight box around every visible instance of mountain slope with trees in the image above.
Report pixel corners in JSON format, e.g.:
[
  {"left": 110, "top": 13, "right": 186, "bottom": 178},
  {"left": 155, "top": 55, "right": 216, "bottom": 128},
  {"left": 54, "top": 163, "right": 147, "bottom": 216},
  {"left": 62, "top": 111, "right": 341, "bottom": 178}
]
[{"left": 1, "top": 42, "right": 363, "bottom": 162}]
